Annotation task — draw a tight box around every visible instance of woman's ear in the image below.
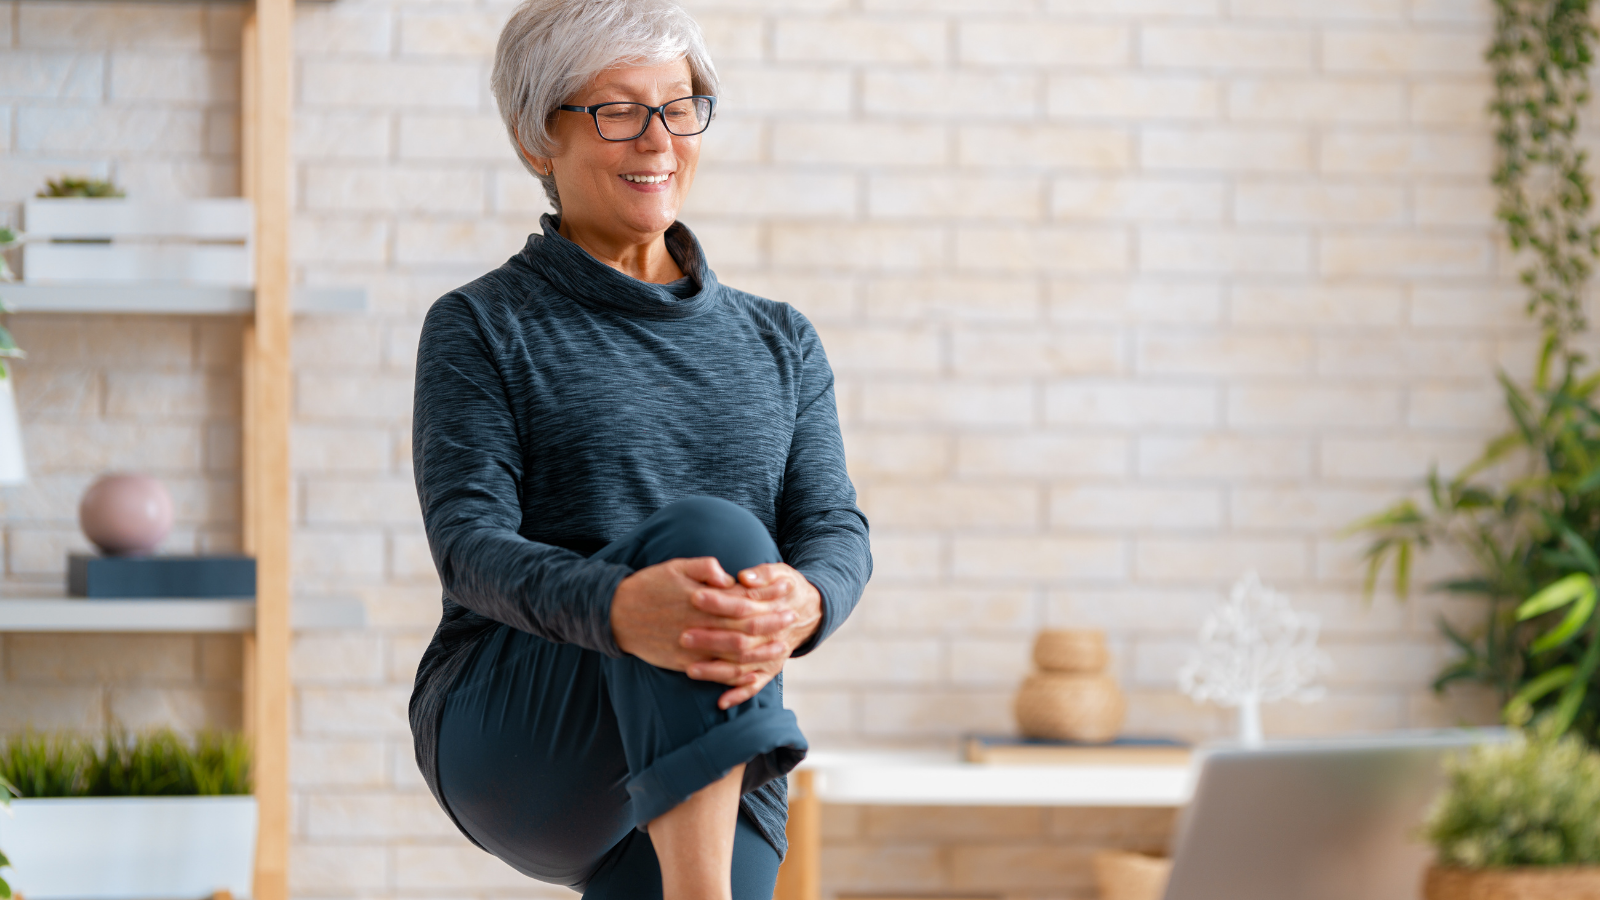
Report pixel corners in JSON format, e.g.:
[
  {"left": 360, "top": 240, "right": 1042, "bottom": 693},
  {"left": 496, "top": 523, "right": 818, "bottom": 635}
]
[{"left": 515, "top": 137, "right": 552, "bottom": 176}]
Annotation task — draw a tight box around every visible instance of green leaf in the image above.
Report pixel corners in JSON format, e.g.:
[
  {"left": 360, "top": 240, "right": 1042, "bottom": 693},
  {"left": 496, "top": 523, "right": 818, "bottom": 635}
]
[
  {"left": 1550, "top": 628, "right": 1600, "bottom": 734},
  {"left": 1530, "top": 585, "right": 1597, "bottom": 653},
  {"left": 1396, "top": 540, "right": 1413, "bottom": 598},
  {"left": 1559, "top": 526, "right": 1600, "bottom": 574},
  {"left": 1505, "top": 665, "right": 1576, "bottom": 724},
  {"left": 1519, "top": 572, "right": 1595, "bottom": 619},
  {"left": 1, "top": 873, "right": 11, "bottom": 900}
]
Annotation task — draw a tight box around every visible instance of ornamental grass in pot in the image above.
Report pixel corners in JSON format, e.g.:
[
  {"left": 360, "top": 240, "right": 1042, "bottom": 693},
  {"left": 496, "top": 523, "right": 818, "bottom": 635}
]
[{"left": 1423, "top": 725, "right": 1600, "bottom": 899}]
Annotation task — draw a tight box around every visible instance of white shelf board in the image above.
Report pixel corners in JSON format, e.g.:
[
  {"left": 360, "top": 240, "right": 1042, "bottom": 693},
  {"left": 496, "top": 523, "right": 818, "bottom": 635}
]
[
  {"left": 0, "top": 596, "right": 369, "bottom": 632},
  {"left": 2, "top": 284, "right": 366, "bottom": 315},
  {"left": 799, "top": 749, "right": 1194, "bottom": 807},
  {"left": 0, "top": 599, "right": 255, "bottom": 632}
]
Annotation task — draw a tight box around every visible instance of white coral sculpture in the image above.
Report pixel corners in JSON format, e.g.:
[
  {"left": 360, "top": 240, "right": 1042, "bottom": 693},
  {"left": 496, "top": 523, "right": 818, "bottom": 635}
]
[{"left": 1178, "top": 571, "right": 1331, "bottom": 746}]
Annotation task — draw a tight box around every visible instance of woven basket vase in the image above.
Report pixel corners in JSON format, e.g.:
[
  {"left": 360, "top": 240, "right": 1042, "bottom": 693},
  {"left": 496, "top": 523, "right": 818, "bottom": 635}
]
[
  {"left": 1033, "top": 629, "right": 1110, "bottom": 673},
  {"left": 1424, "top": 866, "right": 1600, "bottom": 900},
  {"left": 1093, "top": 851, "right": 1172, "bottom": 900}
]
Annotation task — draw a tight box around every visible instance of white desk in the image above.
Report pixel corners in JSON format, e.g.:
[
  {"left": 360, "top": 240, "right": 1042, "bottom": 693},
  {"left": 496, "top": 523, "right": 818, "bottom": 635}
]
[{"left": 773, "top": 749, "right": 1195, "bottom": 900}]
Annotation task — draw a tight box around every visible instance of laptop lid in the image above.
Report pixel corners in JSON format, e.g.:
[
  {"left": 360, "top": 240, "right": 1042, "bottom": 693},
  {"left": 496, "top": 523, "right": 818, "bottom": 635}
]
[{"left": 1163, "top": 730, "right": 1508, "bottom": 900}]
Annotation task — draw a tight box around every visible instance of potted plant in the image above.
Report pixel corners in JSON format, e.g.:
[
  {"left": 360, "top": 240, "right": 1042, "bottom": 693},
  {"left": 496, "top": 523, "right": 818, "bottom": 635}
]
[
  {"left": 1422, "top": 724, "right": 1600, "bottom": 899},
  {"left": 0, "top": 729, "right": 256, "bottom": 900},
  {"left": 1, "top": 772, "right": 15, "bottom": 900}
]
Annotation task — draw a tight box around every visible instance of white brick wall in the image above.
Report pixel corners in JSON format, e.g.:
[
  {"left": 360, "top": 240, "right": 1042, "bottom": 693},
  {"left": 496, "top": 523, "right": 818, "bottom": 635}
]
[{"left": 0, "top": 0, "right": 1524, "bottom": 896}]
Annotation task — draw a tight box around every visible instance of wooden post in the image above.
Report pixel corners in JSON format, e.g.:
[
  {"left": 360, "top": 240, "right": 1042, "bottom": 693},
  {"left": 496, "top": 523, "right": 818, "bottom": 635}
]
[
  {"left": 242, "top": 0, "right": 292, "bottom": 898},
  {"left": 773, "top": 769, "right": 821, "bottom": 900}
]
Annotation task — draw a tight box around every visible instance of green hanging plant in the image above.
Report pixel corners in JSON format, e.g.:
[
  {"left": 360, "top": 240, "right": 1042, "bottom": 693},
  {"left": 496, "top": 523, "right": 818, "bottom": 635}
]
[
  {"left": 0, "top": 227, "right": 25, "bottom": 380},
  {"left": 1351, "top": 0, "right": 1600, "bottom": 745},
  {"left": 36, "top": 176, "right": 124, "bottom": 199}
]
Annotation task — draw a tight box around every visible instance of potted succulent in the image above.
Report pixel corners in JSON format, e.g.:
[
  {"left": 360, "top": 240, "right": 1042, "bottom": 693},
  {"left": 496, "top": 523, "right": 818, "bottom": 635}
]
[
  {"left": 1422, "top": 725, "right": 1600, "bottom": 899},
  {"left": 0, "top": 729, "right": 256, "bottom": 899}
]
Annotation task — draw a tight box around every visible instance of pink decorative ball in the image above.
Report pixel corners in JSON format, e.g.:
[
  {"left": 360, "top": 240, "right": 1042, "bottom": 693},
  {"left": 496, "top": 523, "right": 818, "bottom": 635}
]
[{"left": 79, "top": 472, "right": 173, "bottom": 556}]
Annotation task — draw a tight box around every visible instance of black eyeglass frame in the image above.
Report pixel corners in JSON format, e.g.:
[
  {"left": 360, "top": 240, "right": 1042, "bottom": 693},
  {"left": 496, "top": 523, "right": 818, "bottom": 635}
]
[{"left": 558, "top": 95, "right": 718, "bottom": 142}]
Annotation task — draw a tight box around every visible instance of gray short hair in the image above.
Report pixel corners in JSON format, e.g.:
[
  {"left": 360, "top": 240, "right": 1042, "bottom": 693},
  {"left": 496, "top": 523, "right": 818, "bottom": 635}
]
[{"left": 491, "top": 0, "right": 719, "bottom": 213}]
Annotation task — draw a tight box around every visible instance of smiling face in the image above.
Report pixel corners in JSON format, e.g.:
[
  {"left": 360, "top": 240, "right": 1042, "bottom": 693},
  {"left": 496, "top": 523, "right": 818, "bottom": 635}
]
[{"left": 536, "top": 58, "right": 702, "bottom": 248}]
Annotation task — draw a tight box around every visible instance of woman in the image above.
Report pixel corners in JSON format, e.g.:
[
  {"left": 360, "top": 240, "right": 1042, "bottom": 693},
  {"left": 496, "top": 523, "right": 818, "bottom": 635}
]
[{"left": 407, "top": 1, "right": 871, "bottom": 899}]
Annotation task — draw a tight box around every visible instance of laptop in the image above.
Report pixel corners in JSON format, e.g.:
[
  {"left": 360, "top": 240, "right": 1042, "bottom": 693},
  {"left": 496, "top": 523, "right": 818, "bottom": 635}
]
[{"left": 1163, "top": 729, "right": 1509, "bottom": 900}]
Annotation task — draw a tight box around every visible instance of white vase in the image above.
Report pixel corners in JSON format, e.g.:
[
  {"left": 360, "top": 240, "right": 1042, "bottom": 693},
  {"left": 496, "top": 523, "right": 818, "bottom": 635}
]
[
  {"left": 0, "top": 374, "right": 27, "bottom": 484},
  {"left": 0, "top": 796, "right": 257, "bottom": 899}
]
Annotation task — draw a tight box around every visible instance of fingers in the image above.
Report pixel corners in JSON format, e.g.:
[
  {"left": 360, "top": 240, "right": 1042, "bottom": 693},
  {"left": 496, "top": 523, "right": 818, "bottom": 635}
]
[
  {"left": 679, "top": 556, "right": 734, "bottom": 588},
  {"left": 681, "top": 629, "right": 789, "bottom": 661},
  {"left": 717, "top": 676, "right": 771, "bottom": 710},
  {"left": 690, "top": 588, "right": 764, "bottom": 619}
]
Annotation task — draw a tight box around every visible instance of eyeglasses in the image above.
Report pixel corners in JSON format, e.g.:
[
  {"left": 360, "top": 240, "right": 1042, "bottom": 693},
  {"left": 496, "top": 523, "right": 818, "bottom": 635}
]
[{"left": 559, "top": 96, "right": 717, "bottom": 142}]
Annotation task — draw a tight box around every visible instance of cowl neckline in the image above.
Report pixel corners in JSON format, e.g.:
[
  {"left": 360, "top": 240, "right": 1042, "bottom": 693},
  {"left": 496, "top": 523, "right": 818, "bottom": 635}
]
[{"left": 520, "top": 213, "right": 720, "bottom": 320}]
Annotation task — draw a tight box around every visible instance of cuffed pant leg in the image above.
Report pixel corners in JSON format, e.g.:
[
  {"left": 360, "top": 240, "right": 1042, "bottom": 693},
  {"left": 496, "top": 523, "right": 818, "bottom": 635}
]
[{"left": 590, "top": 496, "right": 808, "bottom": 830}]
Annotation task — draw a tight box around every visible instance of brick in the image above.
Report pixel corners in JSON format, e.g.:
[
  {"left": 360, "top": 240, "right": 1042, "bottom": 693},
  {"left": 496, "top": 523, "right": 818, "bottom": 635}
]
[
  {"left": 1414, "top": 183, "right": 1497, "bottom": 226},
  {"left": 1408, "top": 385, "right": 1503, "bottom": 430},
  {"left": 774, "top": 120, "right": 949, "bottom": 166},
  {"left": 387, "top": 633, "right": 430, "bottom": 683},
  {"left": 1412, "top": 80, "right": 1491, "bottom": 126},
  {"left": 109, "top": 687, "right": 240, "bottom": 731},
  {"left": 291, "top": 634, "right": 384, "bottom": 682},
  {"left": 1142, "top": 26, "right": 1314, "bottom": 70},
  {"left": 862, "top": 382, "right": 1033, "bottom": 427},
  {"left": 729, "top": 272, "right": 855, "bottom": 321},
  {"left": 1053, "top": 176, "right": 1225, "bottom": 223},
  {"left": 821, "top": 843, "right": 946, "bottom": 895},
  {"left": 303, "top": 165, "right": 484, "bottom": 213},
  {"left": 869, "top": 533, "right": 943, "bottom": 583},
  {"left": 198, "top": 635, "right": 242, "bottom": 684},
  {"left": 7, "top": 634, "right": 195, "bottom": 683},
  {"left": 299, "top": 686, "right": 411, "bottom": 735},
  {"left": 775, "top": 16, "right": 946, "bottom": 64},
  {"left": 19, "top": 2, "right": 203, "bottom": 48},
  {"left": 298, "top": 373, "right": 412, "bottom": 420},
  {"left": 293, "top": 530, "right": 385, "bottom": 584},
  {"left": 786, "top": 637, "right": 943, "bottom": 686},
  {"left": 864, "top": 70, "right": 1040, "bottom": 119},
  {"left": 397, "top": 843, "right": 562, "bottom": 890},
  {"left": 300, "top": 60, "right": 480, "bottom": 109},
  {"left": 110, "top": 53, "right": 237, "bottom": 103},
  {"left": 716, "top": 63, "right": 851, "bottom": 114},
  {"left": 1263, "top": 693, "right": 1407, "bottom": 736},
  {"left": 950, "top": 328, "right": 1123, "bottom": 376},
  {"left": 290, "top": 739, "right": 386, "bottom": 787},
  {"left": 14, "top": 366, "right": 100, "bottom": 420},
  {"left": 1227, "top": 385, "right": 1403, "bottom": 429},
  {"left": 1414, "top": 284, "right": 1529, "bottom": 331},
  {"left": 772, "top": 223, "right": 944, "bottom": 270},
  {"left": 293, "top": 318, "right": 385, "bottom": 371},
  {"left": 813, "top": 325, "right": 940, "bottom": 373},
  {"left": 697, "top": 13, "right": 764, "bottom": 62},
  {"left": 1230, "top": 284, "right": 1404, "bottom": 326},
  {"left": 859, "top": 689, "right": 1015, "bottom": 737},
  {"left": 307, "top": 792, "right": 459, "bottom": 839},
  {"left": 1140, "top": 332, "right": 1311, "bottom": 377},
  {"left": 1324, "top": 31, "right": 1485, "bottom": 74},
  {"left": 952, "top": 536, "right": 1126, "bottom": 581},
  {"left": 1317, "top": 336, "right": 1492, "bottom": 378},
  {"left": 956, "top": 434, "right": 1130, "bottom": 477},
  {"left": 1320, "top": 132, "right": 1490, "bottom": 176},
  {"left": 951, "top": 844, "right": 1098, "bottom": 893},
  {"left": 17, "top": 107, "right": 204, "bottom": 154},
  {"left": 1321, "top": 233, "right": 1491, "bottom": 277},
  {"left": 294, "top": 426, "right": 393, "bottom": 474},
  {"left": 105, "top": 372, "right": 239, "bottom": 419},
  {"left": 295, "top": 112, "right": 391, "bottom": 160},
  {"left": 1051, "top": 281, "right": 1222, "bottom": 325},
  {"left": 494, "top": 168, "right": 558, "bottom": 215},
  {"left": 1320, "top": 436, "right": 1482, "bottom": 479},
  {"left": 685, "top": 221, "right": 762, "bottom": 267},
  {"left": 394, "top": 220, "right": 533, "bottom": 266},
  {"left": 1049, "top": 0, "right": 1220, "bottom": 11},
  {"left": 1051, "top": 485, "right": 1224, "bottom": 531},
  {"left": 1138, "top": 435, "right": 1312, "bottom": 478},
  {"left": 787, "top": 689, "right": 855, "bottom": 736},
  {"left": 0, "top": 52, "right": 103, "bottom": 100},
  {"left": 1046, "top": 587, "right": 1221, "bottom": 632},
  {"left": 290, "top": 216, "right": 389, "bottom": 264},
  {"left": 1231, "top": 0, "right": 1403, "bottom": 17},
  {"left": 293, "top": 6, "right": 391, "bottom": 54},
  {"left": 1143, "top": 127, "right": 1310, "bottom": 172},
  {"left": 957, "top": 225, "right": 1130, "bottom": 273},
  {"left": 289, "top": 846, "right": 388, "bottom": 893},
  {"left": 1232, "top": 80, "right": 1407, "bottom": 124},
  {"left": 1049, "top": 74, "right": 1219, "bottom": 120},
  {"left": 960, "top": 123, "right": 1131, "bottom": 170},
  {"left": 24, "top": 423, "right": 205, "bottom": 473},
  {"left": 869, "top": 173, "right": 1042, "bottom": 221},
  {"left": 0, "top": 684, "right": 103, "bottom": 731},
  {"left": 960, "top": 21, "right": 1131, "bottom": 67},
  {"left": 864, "top": 276, "right": 1042, "bottom": 323},
  {"left": 867, "top": 804, "right": 1044, "bottom": 839},
  {"left": 1232, "top": 486, "right": 1404, "bottom": 531},
  {"left": 683, "top": 170, "right": 856, "bottom": 219},
  {"left": 1141, "top": 228, "right": 1311, "bottom": 275},
  {"left": 390, "top": 531, "right": 440, "bottom": 584},
  {"left": 1236, "top": 180, "right": 1405, "bottom": 225},
  {"left": 206, "top": 109, "right": 238, "bottom": 156},
  {"left": 699, "top": 116, "right": 763, "bottom": 163},
  {"left": 399, "top": 11, "right": 503, "bottom": 56},
  {"left": 849, "top": 586, "right": 1037, "bottom": 634},
  {"left": 396, "top": 113, "right": 510, "bottom": 161},
  {"left": 1044, "top": 382, "right": 1219, "bottom": 428},
  {"left": 1136, "top": 537, "right": 1309, "bottom": 582},
  {"left": 864, "top": 483, "right": 1039, "bottom": 530}
]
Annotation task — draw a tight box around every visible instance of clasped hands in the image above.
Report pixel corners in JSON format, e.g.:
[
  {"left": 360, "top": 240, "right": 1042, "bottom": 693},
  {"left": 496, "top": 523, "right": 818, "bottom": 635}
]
[{"left": 610, "top": 557, "right": 821, "bottom": 710}]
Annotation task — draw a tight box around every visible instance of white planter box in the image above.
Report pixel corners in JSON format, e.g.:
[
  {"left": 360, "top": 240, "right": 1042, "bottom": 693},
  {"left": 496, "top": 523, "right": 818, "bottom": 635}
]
[
  {"left": 21, "top": 198, "right": 254, "bottom": 287},
  {"left": 0, "top": 796, "right": 257, "bottom": 899}
]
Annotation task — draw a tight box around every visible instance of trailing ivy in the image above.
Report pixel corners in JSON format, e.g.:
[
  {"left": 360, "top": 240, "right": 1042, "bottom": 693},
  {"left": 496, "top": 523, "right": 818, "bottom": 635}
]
[{"left": 1489, "top": 0, "right": 1600, "bottom": 360}]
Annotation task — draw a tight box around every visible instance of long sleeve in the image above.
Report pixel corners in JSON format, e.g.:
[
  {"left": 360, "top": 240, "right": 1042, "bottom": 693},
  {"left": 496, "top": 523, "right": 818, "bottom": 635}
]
[
  {"left": 413, "top": 293, "right": 633, "bottom": 657},
  {"left": 776, "top": 316, "right": 872, "bottom": 656}
]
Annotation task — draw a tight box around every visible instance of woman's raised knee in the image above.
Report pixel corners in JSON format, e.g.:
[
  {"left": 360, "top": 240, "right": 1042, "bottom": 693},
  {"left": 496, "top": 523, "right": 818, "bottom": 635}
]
[{"left": 635, "top": 496, "right": 780, "bottom": 574}]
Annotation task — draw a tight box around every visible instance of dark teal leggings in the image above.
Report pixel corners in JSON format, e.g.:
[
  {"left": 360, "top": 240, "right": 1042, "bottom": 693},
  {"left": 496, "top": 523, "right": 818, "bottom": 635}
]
[{"left": 436, "top": 497, "right": 806, "bottom": 898}]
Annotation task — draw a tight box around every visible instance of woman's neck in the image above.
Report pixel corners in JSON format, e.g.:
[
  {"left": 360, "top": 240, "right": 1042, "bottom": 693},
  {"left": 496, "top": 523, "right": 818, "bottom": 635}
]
[{"left": 557, "top": 216, "right": 684, "bottom": 284}]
